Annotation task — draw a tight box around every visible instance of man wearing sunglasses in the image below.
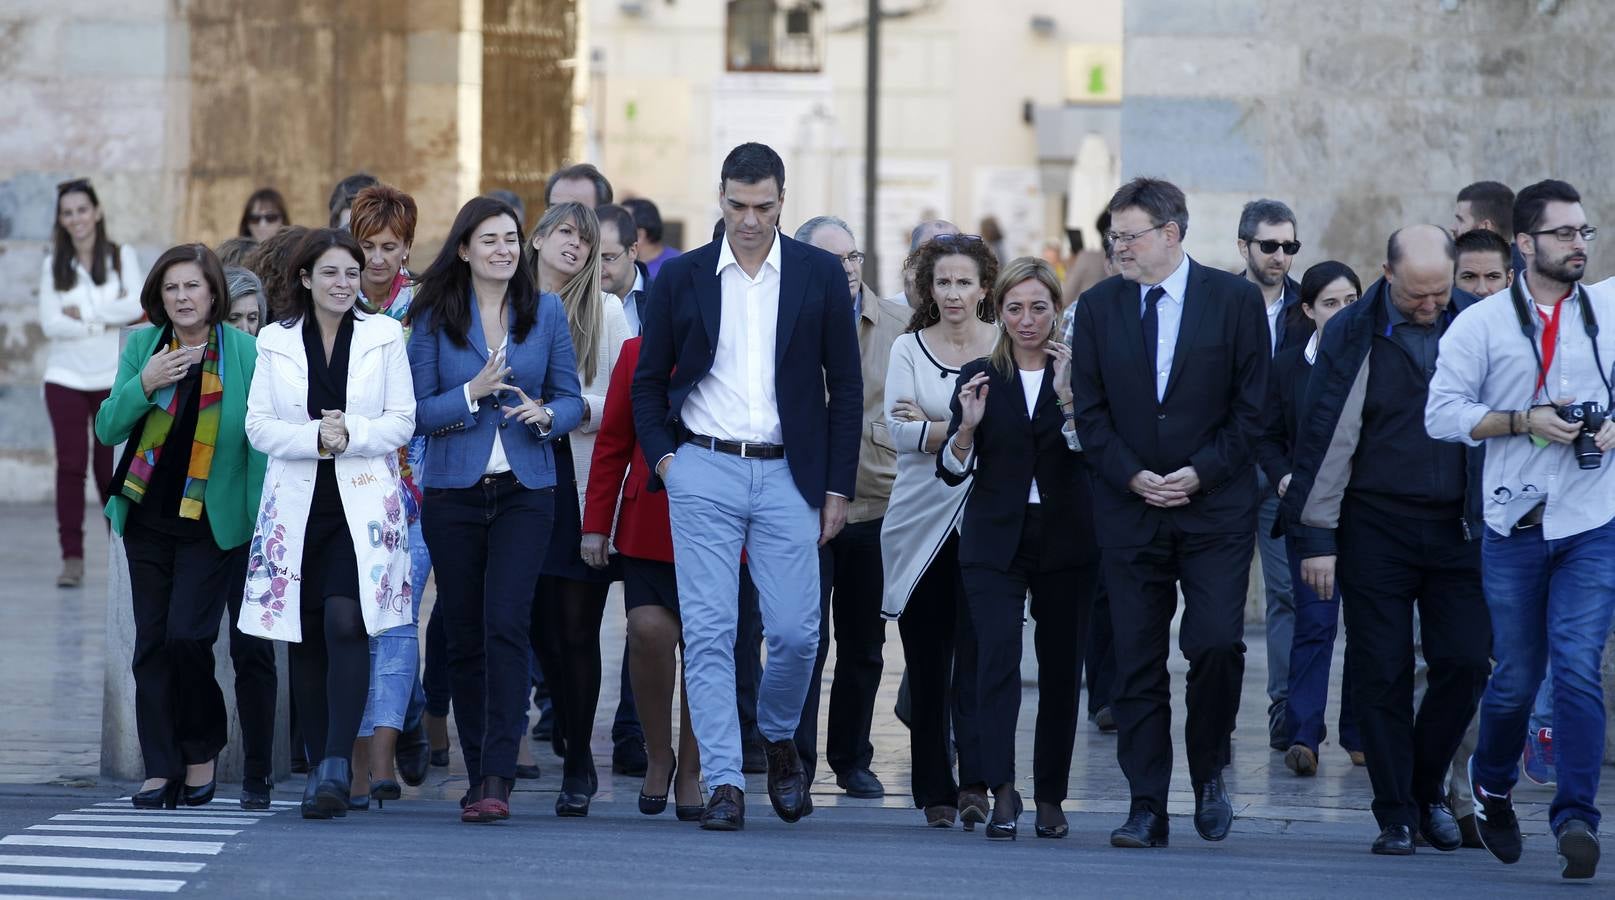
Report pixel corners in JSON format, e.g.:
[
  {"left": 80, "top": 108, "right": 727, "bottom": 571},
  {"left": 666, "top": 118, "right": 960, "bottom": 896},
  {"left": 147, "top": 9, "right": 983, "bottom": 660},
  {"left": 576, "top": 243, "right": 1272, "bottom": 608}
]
[
  {"left": 1235, "top": 200, "right": 1307, "bottom": 757},
  {"left": 1428, "top": 180, "right": 1612, "bottom": 880}
]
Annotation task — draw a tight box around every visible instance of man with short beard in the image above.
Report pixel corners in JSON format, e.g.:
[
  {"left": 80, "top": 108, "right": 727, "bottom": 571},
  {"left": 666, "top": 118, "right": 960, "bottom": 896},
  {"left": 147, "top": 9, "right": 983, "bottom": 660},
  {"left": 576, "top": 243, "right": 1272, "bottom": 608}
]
[
  {"left": 1236, "top": 199, "right": 1305, "bottom": 753},
  {"left": 1427, "top": 180, "right": 1613, "bottom": 880}
]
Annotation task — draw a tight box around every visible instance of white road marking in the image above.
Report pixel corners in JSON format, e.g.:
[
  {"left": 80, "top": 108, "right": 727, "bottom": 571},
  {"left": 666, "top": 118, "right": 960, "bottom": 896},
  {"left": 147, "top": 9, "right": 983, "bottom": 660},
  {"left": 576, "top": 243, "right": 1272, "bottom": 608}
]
[
  {"left": 0, "top": 835, "right": 223, "bottom": 855},
  {"left": 0, "top": 870, "right": 185, "bottom": 892},
  {"left": 0, "top": 853, "right": 206, "bottom": 872},
  {"left": 28, "top": 825, "right": 241, "bottom": 837},
  {"left": 80, "top": 806, "right": 274, "bottom": 817},
  {"left": 53, "top": 814, "right": 262, "bottom": 826}
]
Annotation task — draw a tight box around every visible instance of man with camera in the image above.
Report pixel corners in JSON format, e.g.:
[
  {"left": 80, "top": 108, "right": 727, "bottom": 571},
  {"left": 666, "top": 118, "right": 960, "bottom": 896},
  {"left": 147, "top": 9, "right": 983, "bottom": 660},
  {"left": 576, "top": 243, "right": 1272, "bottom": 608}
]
[
  {"left": 1282, "top": 224, "right": 1492, "bottom": 857},
  {"left": 1427, "top": 180, "right": 1614, "bottom": 880}
]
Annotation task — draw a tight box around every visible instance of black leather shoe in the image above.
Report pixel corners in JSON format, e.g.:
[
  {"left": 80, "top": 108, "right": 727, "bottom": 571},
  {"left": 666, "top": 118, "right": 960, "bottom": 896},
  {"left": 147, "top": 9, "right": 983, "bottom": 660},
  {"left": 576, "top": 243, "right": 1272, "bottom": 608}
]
[
  {"left": 1093, "top": 706, "right": 1117, "bottom": 734},
  {"left": 300, "top": 773, "right": 328, "bottom": 820},
  {"left": 182, "top": 759, "right": 217, "bottom": 808},
  {"left": 312, "top": 758, "right": 352, "bottom": 819},
  {"left": 1193, "top": 774, "right": 1233, "bottom": 841},
  {"left": 835, "top": 768, "right": 885, "bottom": 799},
  {"left": 555, "top": 790, "right": 591, "bottom": 817},
  {"left": 700, "top": 784, "right": 745, "bottom": 831},
  {"left": 132, "top": 780, "right": 181, "bottom": 810},
  {"left": 1110, "top": 807, "right": 1169, "bottom": 848},
  {"left": 396, "top": 723, "right": 431, "bottom": 787},
  {"left": 1419, "top": 802, "right": 1462, "bottom": 851},
  {"left": 741, "top": 739, "right": 768, "bottom": 774},
  {"left": 763, "top": 738, "right": 807, "bottom": 823},
  {"left": 613, "top": 740, "right": 649, "bottom": 777},
  {"left": 1372, "top": 824, "right": 1415, "bottom": 855},
  {"left": 1557, "top": 818, "right": 1601, "bottom": 879},
  {"left": 240, "top": 776, "right": 272, "bottom": 811},
  {"left": 986, "top": 792, "right": 1022, "bottom": 841}
]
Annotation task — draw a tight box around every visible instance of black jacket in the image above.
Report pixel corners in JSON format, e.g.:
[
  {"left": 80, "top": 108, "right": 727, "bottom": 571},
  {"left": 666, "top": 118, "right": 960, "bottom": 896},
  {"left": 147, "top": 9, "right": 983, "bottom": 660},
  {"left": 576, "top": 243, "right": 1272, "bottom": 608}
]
[
  {"left": 937, "top": 359, "right": 1098, "bottom": 571},
  {"left": 1257, "top": 340, "right": 1313, "bottom": 491},
  {"left": 1280, "top": 278, "right": 1485, "bottom": 558},
  {"left": 1069, "top": 260, "right": 1271, "bottom": 547},
  {"left": 631, "top": 235, "right": 864, "bottom": 506}
]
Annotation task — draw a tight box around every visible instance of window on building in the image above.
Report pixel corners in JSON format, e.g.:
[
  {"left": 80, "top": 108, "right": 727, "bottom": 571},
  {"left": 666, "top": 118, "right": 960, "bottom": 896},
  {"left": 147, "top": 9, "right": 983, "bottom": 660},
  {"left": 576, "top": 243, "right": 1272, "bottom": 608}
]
[{"left": 726, "top": 0, "right": 824, "bottom": 73}]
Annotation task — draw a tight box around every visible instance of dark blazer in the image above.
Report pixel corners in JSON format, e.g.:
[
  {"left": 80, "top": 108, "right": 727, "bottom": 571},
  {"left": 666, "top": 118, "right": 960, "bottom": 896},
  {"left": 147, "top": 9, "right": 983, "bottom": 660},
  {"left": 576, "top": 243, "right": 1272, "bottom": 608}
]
[
  {"left": 1256, "top": 340, "right": 1312, "bottom": 491},
  {"left": 937, "top": 359, "right": 1098, "bottom": 571},
  {"left": 1069, "top": 259, "right": 1270, "bottom": 547},
  {"left": 1272, "top": 275, "right": 1312, "bottom": 355},
  {"left": 631, "top": 234, "right": 863, "bottom": 507},
  {"left": 407, "top": 292, "right": 584, "bottom": 490}
]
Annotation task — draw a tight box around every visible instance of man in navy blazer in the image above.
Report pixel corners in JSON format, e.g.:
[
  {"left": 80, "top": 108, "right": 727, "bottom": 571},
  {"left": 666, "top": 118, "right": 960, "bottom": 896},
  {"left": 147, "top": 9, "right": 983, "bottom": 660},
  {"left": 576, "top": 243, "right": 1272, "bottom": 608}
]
[
  {"left": 631, "top": 142, "right": 863, "bottom": 831},
  {"left": 1070, "top": 178, "right": 1270, "bottom": 849}
]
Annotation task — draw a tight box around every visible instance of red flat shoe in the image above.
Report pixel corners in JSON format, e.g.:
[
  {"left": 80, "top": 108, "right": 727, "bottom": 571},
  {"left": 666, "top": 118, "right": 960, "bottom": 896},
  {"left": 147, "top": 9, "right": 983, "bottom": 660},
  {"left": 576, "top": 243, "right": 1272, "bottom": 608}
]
[{"left": 460, "top": 797, "right": 510, "bottom": 823}]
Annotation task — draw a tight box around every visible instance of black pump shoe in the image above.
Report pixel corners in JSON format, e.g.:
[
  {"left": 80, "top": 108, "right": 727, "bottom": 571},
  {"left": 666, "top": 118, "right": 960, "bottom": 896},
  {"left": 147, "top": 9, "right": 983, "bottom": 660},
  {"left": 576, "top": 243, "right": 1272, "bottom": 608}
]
[
  {"left": 556, "top": 790, "right": 592, "bottom": 817},
  {"left": 182, "top": 760, "right": 217, "bottom": 807},
  {"left": 986, "top": 792, "right": 1022, "bottom": 841},
  {"left": 639, "top": 762, "right": 675, "bottom": 816},
  {"left": 310, "top": 758, "right": 352, "bottom": 819},
  {"left": 370, "top": 779, "right": 402, "bottom": 809},
  {"left": 132, "top": 780, "right": 181, "bottom": 810}
]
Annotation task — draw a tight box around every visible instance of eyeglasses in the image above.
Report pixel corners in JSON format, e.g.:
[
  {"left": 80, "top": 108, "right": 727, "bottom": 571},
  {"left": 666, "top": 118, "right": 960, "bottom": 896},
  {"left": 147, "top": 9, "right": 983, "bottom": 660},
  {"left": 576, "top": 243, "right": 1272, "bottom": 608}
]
[
  {"left": 837, "top": 251, "right": 866, "bottom": 265},
  {"left": 1246, "top": 239, "right": 1301, "bottom": 255},
  {"left": 1529, "top": 225, "right": 1598, "bottom": 243},
  {"left": 1105, "top": 223, "right": 1167, "bottom": 246},
  {"left": 246, "top": 213, "right": 283, "bottom": 225}
]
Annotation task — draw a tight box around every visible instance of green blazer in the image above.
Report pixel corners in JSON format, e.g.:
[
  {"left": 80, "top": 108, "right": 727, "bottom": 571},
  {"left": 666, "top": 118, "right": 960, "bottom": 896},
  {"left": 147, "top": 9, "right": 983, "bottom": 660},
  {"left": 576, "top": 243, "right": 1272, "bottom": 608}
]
[{"left": 95, "top": 324, "right": 266, "bottom": 550}]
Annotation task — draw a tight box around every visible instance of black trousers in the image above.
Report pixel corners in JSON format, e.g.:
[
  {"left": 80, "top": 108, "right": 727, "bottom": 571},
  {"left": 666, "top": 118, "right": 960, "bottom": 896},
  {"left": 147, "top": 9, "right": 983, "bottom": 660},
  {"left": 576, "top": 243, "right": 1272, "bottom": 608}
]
[
  {"left": 1085, "top": 577, "right": 1116, "bottom": 715},
  {"left": 897, "top": 534, "right": 982, "bottom": 808},
  {"left": 1337, "top": 498, "right": 1490, "bottom": 830},
  {"left": 124, "top": 528, "right": 242, "bottom": 780},
  {"left": 420, "top": 475, "right": 555, "bottom": 783},
  {"left": 734, "top": 567, "right": 764, "bottom": 747},
  {"left": 796, "top": 518, "right": 887, "bottom": 782},
  {"left": 1104, "top": 524, "right": 1250, "bottom": 816},
  {"left": 959, "top": 505, "right": 1093, "bottom": 802},
  {"left": 224, "top": 585, "right": 277, "bottom": 781}
]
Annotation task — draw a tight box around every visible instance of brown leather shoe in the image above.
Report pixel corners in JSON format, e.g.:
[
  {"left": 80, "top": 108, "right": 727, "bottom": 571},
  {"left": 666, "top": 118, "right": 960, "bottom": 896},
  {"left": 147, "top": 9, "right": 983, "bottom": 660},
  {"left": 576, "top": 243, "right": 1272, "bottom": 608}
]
[
  {"left": 699, "top": 784, "right": 745, "bottom": 831},
  {"left": 763, "top": 738, "right": 807, "bottom": 823},
  {"left": 1284, "top": 744, "right": 1318, "bottom": 776},
  {"left": 924, "top": 805, "right": 957, "bottom": 828},
  {"left": 1347, "top": 750, "right": 1367, "bottom": 767},
  {"left": 959, "top": 787, "right": 990, "bottom": 832}
]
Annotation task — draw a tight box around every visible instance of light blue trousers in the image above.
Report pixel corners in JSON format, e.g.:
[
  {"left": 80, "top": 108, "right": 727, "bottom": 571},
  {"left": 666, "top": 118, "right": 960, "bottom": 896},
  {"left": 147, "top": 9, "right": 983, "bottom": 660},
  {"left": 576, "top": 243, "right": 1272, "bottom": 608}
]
[{"left": 665, "top": 444, "right": 821, "bottom": 790}]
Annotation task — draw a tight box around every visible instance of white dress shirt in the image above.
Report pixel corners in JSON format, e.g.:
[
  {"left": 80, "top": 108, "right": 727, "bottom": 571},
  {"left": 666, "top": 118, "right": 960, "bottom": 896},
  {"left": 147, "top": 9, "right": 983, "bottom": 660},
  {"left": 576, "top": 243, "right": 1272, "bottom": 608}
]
[
  {"left": 464, "top": 336, "right": 513, "bottom": 474},
  {"left": 1019, "top": 368, "right": 1043, "bottom": 504},
  {"left": 680, "top": 231, "right": 784, "bottom": 444},
  {"left": 621, "top": 269, "right": 645, "bottom": 337},
  {"left": 1265, "top": 295, "right": 1285, "bottom": 355},
  {"left": 1141, "top": 253, "right": 1192, "bottom": 402}
]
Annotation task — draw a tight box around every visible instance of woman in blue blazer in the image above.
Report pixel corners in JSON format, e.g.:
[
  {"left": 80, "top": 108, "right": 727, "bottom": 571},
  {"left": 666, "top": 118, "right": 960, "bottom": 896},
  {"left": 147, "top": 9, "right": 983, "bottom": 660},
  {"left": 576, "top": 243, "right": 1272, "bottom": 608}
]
[{"left": 407, "top": 196, "right": 584, "bottom": 824}]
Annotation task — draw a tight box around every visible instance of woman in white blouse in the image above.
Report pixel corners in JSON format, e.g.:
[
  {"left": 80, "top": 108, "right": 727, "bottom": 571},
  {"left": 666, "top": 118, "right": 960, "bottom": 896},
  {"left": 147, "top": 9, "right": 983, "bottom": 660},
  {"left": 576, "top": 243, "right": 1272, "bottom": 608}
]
[
  {"left": 880, "top": 235, "right": 999, "bottom": 829},
  {"left": 40, "top": 178, "right": 145, "bottom": 587},
  {"left": 528, "top": 201, "right": 630, "bottom": 817}
]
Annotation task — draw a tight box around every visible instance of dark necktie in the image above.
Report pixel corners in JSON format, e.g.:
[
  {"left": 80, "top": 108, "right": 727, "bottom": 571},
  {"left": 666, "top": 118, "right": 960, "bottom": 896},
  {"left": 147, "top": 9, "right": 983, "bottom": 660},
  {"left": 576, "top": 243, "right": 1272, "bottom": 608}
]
[{"left": 1142, "top": 285, "right": 1166, "bottom": 374}]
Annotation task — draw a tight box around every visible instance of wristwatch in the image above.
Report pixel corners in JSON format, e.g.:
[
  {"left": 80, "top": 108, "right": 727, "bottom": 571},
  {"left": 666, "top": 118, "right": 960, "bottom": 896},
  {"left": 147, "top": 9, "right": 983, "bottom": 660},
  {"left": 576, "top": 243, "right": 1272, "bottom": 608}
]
[{"left": 539, "top": 406, "right": 555, "bottom": 434}]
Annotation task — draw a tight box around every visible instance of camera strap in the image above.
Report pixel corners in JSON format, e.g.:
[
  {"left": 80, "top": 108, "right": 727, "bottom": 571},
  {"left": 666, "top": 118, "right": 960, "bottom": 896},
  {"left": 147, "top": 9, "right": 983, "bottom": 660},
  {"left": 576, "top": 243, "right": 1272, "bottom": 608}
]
[{"left": 1507, "top": 277, "right": 1611, "bottom": 408}]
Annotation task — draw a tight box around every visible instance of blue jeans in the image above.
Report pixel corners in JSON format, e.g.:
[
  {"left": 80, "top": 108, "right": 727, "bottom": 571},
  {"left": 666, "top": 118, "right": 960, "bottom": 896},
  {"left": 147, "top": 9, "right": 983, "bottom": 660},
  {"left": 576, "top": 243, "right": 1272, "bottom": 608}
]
[
  {"left": 1473, "top": 517, "right": 1615, "bottom": 831},
  {"left": 1255, "top": 477, "right": 1294, "bottom": 707},
  {"left": 358, "top": 516, "right": 429, "bottom": 735},
  {"left": 1282, "top": 535, "right": 1360, "bottom": 753},
  {"left": 665, "top": 444, "right": 821, "bottom": 790}
]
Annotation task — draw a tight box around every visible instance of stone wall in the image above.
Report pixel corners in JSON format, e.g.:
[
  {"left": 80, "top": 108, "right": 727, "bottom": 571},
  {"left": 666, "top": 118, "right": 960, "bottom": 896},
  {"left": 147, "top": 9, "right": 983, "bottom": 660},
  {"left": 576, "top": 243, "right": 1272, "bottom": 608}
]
[{"left": 1120, "top": 0, "right": 1615, "bottom": 281}]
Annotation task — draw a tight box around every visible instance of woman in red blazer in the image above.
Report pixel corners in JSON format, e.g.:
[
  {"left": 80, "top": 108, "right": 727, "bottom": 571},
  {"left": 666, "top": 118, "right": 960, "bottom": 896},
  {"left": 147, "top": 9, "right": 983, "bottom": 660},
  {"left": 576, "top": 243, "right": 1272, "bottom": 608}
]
[{"left": 580, "top": 337, "right": 703, "bottom": 820}]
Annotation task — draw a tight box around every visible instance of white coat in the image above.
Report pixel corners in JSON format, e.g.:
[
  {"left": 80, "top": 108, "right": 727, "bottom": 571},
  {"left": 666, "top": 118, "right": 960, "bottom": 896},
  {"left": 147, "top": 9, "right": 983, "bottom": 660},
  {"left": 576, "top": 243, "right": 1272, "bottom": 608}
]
[{"left": 239, "top": 312, "right": 416, "bottom": 642}]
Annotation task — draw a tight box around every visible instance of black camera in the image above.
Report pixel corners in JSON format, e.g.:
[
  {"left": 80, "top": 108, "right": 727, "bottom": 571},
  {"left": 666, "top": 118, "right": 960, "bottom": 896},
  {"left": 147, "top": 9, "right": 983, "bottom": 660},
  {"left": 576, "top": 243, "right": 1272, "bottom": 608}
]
[{"left": 1557, "top": 401, "right": 1607, "bottom": 470}]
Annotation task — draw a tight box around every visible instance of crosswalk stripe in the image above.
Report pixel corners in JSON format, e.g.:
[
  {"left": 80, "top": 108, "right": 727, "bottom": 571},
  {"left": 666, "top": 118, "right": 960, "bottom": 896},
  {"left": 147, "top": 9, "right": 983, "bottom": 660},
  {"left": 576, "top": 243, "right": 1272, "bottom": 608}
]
[
  {"left": 28, "top": 825, "right": 241, "bottom": 837},
  {"left": 0, "top": 854, "right": 206, "bottom": 873},
  {"left": 53, "top": 814, "right": 262, "bottom": 826},
  {"left": 78, "top": 807, "right": 274, "bottom": 817},
  {"left": 0, "top": 835, "right": 223, "bottom": 855},
  {"left": 0, "top": 870, "right": 186, "bottom": 892},
  {"left": 102, "top": 799, "right": 298, "bottom": 809}
]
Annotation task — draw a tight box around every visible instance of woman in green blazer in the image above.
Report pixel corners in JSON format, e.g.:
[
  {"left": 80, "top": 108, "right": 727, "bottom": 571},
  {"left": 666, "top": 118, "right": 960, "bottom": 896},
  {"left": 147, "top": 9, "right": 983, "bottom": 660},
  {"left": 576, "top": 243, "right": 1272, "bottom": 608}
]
[{"left": 95, "top": 243, "right": 265, "bottom": 811}]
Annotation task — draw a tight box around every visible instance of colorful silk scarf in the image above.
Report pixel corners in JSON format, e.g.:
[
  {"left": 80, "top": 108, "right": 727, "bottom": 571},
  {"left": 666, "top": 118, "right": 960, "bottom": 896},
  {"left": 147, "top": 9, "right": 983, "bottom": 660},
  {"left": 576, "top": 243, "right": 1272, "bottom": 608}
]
[{"left": 120, "top": 324, "right": 224, "bottom": 520}]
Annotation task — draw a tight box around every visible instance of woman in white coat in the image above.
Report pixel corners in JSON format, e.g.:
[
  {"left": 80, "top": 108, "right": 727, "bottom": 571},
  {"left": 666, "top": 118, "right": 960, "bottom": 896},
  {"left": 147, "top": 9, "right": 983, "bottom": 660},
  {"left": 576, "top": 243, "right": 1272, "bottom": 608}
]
[{"left": 240, "top": 228, "right": 415, "bottom": 820}]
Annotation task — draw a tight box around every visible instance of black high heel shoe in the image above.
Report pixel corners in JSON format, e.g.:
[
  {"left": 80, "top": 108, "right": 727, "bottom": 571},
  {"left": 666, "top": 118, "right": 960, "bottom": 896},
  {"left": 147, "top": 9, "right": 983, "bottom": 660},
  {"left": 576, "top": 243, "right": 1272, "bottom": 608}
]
[
  {"left": 182, "top": 759, "right": 217, "bottom": 807},
  {"left": 132, "top": 780, "right": 181, "bottom": 810},
  {"left": 556, "top": 769, "right": 597, "bottom": 818},
  {"left": 1034, "top": 800, "right": 1069, "bottom": 839},
  {"left": 308, "top": 758, "right": 352, "bottom": 819},
  {"left": 986, "top": 791, "right": 1023, "bottom": 841},
  {"left": 240, "top": 776, "right": 272, "bottom": 811},
  {"left": 639, "top": 760, "right": 676, "bottom": 816},
  {"left": 370, "top": 779, "right": 402, "bottom": 809}
]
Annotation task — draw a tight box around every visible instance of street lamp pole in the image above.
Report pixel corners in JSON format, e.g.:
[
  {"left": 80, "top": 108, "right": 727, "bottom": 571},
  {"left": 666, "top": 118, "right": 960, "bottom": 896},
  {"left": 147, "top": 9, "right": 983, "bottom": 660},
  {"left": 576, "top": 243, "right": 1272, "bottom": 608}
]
[{"left": 863, "top": 0, "right": 880, "bottom": 294}]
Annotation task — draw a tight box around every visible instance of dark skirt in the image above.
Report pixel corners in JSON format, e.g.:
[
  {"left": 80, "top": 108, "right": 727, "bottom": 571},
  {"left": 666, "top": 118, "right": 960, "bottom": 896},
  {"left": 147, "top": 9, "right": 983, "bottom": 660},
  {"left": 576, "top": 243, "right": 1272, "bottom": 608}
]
[
  {"left": 539, "top": 434, "right": 621, "bottom": 583},
  {"left": 621, "top": 556, "right": 678, "bottom": 613},
  {"left": 301, "top": 461, "right": 360, "bottom": 605}
]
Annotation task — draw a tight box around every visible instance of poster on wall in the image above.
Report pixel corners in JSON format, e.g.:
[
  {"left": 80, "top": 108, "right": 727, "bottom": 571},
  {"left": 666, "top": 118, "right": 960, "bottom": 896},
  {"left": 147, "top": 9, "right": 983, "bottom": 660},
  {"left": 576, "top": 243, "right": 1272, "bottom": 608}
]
[{"left": 845, "top": 158, "right": 952, "bottom": 300}]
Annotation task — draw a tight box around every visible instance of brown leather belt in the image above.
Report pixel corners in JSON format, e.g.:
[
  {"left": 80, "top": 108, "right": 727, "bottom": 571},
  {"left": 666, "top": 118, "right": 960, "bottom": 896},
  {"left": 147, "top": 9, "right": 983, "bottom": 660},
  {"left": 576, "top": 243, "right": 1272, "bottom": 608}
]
[{"left": 686, "top": 434, "right": 787, "bottom": 460}]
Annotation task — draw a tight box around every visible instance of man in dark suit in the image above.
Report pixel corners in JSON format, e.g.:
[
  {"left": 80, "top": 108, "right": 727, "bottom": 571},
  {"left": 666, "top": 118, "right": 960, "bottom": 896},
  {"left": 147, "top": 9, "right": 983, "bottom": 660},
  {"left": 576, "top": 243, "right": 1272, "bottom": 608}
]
[
  {"left": 632, "top": 142, "right": 863, "bottom": 831},
  {"left": 1070, "top": 177, "right": 1270, "bottom": 849}
]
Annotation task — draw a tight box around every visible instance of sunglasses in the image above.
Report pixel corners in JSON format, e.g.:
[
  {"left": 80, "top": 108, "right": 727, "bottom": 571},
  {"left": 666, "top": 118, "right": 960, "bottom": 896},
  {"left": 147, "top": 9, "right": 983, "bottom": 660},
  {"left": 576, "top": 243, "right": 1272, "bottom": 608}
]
[
  {"left": 1247, "top": 239, "right": 1301, "bottom": 255},
  {"left": 56, "top": 177, "right": 92, "bottom": 195},
  {"left": 247, "top": 213, "right": 284, "bottom": 225},
  {"left": 930, "top": 233, "right": 984, "bottom": 247}
]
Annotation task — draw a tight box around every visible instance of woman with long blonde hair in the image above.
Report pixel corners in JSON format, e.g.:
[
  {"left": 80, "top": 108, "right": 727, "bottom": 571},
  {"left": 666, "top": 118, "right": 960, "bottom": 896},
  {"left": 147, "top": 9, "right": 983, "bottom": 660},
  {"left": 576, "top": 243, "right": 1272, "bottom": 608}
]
[{"left": 529, "top": 201, "right": 631, "bottom": 817}]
